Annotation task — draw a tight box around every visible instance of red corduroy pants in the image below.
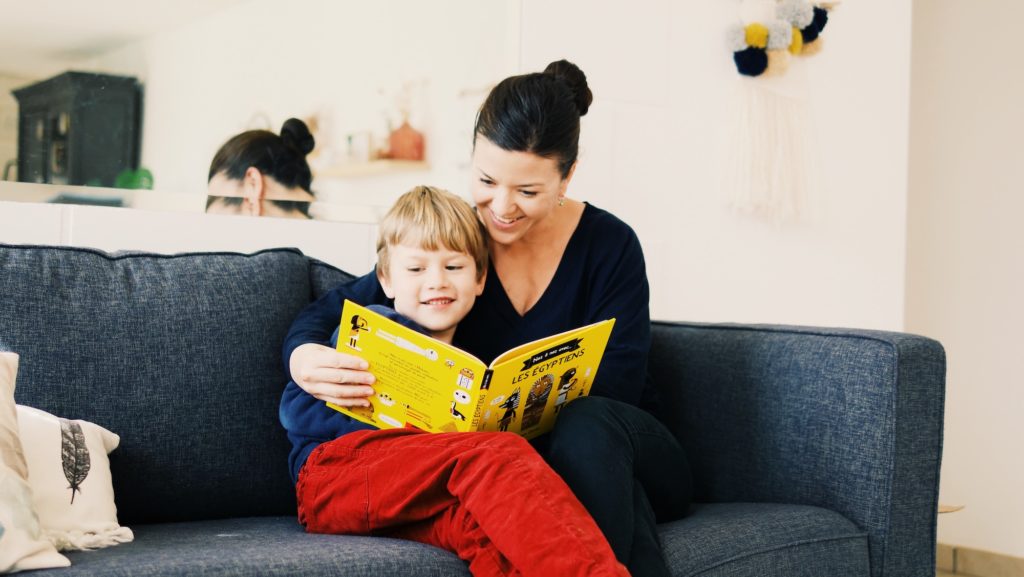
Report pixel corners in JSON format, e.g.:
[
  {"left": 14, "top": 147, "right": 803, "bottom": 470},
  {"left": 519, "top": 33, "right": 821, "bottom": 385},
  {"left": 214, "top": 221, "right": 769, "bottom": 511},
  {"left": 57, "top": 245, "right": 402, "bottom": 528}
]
[{"left": 297, "top": 428, "right": 629, "bottom": 577}]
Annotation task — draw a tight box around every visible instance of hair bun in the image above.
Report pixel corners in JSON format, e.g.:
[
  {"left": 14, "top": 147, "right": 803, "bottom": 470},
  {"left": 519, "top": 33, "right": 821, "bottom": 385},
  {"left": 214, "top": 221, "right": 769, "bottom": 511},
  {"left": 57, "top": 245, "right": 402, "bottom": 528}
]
[
  {"left": 280, "top": 118, "right": 315, "bottom": 155},
  {"left": 543, "top": 59, "right": 593, "bottom": 116}
]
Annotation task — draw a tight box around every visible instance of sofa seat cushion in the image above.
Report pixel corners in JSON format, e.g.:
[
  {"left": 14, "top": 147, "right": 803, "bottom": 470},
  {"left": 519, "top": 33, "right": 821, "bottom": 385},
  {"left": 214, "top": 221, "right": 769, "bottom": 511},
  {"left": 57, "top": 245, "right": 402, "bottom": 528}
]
[
  {"left": 21, "top": 505, "right": 868, "bottom": 577},
  {"left": 660, "top": 503, "right": 869, "bottom": 577},
  {"left": 25, "top": 516, "right": 471, "bottom": 577}
]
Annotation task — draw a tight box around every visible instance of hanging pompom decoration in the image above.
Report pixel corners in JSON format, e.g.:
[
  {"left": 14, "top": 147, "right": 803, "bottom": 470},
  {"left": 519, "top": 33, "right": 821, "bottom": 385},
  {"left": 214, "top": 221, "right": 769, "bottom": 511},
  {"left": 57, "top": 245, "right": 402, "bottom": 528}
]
[
  {"left": 801, "top": 37, "right": 825, "bottom": 56},
  {"left": 729, "top": 1, "right": 834, "bottom": 75},
  {"left": 811, "top": 6, "right": 829, "bottom": 34},
  {"left": 777, "top": 0, "right": 814, "bottom": 29},
  {"left": 735, "top": 47, "right": 770, "bottom": 76},
  {"left": 745, "top": 23, "right": 770, "bottom": 48},
  {"left": 720, "top": 0, "right": 840, "bottom": 224},
  {"left": 788, "top": 27, "right": 804, "bottom": 55},
  {"left": 799, "top": 6, "right": 829, "bottom": 47},
  {"left": 766, "top": 20, "right": 793, "bottom": 50},
  {"left": 765, "top": 48, "right": 791, "bottom": 76}
]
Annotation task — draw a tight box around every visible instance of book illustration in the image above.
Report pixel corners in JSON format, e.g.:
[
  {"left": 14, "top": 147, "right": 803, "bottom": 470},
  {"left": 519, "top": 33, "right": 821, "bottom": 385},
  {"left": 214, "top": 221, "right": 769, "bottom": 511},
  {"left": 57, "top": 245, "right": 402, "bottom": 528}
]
[
  {"left": 554, "top": 368, "right": 577, "bottom": 414},
  {"left": 521, "top": 374, "right": 554, "bottom": 431},
  {"left": 348, "top": 401, "right": 375, "bottom": 424},
  {"left": 368, "top": 327, "right": 438, "bottom": 361},
  {"left": 450, "top": 390, "right": 471, "bottom": 421},
  {"left": 348, "top": 314, "right": 369, "bottom": 350},
  {"left": 328, "top": 300, "right": 614, "bottom": 439},
  {"left": 457, "top": 368, "right": 475, "bottom": 390},
  {"left": 496, "top": 388, "right": 521, "bottom": 432}
]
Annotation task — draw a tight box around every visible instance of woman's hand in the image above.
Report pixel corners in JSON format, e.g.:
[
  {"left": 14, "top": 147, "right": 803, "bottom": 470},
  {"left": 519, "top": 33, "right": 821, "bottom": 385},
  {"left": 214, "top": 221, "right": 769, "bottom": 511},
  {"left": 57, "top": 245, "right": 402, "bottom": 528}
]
[{"left": 289, "top": 343, "right": 376, "bottom": 407}]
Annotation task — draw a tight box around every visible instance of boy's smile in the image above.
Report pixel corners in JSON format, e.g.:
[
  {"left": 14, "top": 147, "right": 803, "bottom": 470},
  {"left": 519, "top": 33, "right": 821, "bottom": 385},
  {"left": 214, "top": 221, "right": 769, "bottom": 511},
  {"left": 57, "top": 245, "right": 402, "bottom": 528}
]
[{"left": 379, "top": 243, "right": 486, "bottom": 344}]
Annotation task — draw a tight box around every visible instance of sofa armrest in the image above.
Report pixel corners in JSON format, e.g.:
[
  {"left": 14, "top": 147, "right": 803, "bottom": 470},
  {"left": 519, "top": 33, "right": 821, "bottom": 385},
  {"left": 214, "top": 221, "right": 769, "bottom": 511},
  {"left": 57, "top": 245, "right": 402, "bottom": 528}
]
[{"left": 648, "top": 321, "right": 945, "bottom": 577}]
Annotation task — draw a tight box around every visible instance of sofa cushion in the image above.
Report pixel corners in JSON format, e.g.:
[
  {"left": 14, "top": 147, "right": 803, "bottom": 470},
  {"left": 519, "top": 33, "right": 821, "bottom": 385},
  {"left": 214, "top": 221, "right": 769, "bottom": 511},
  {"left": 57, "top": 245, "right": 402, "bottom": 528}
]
[
  {"left": 0, "top": 245, "right": 316, "bottom": 524},
  {"left": 309, "top": 257, "right": 355, "bottom": 299},
  {"left": 25, "top": 517, "right": 471, "bottom": 577},
  {"left": 20, "top": 504, "right": 866, "bottom": 577},
  {"left": 661, "top": 503, "right": 869, "bottom": 577}
]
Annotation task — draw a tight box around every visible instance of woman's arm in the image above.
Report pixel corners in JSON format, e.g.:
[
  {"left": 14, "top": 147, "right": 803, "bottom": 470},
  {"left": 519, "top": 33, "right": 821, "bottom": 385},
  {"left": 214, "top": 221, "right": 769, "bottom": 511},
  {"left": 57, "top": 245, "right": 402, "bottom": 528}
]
[{"left": 584, "top": 219, "right": 652, "bottom": 407}]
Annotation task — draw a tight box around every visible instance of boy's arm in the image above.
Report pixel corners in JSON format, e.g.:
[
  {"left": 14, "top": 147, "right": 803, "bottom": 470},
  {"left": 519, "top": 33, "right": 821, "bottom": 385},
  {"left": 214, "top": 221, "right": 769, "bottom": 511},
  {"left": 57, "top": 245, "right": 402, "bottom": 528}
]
[{"left": 282, "top": 271, "right": 389, "bottom": 382}]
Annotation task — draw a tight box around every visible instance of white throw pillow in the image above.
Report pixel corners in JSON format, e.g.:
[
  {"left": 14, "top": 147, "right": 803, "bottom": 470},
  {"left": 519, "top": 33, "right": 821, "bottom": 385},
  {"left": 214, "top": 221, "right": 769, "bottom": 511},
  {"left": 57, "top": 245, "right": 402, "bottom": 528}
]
[
  {"left": 0, "top": 352, "right": 70, "bottom": 573},
  {"left": 16, "top": 404, "right": 133, "bottom": 551}
]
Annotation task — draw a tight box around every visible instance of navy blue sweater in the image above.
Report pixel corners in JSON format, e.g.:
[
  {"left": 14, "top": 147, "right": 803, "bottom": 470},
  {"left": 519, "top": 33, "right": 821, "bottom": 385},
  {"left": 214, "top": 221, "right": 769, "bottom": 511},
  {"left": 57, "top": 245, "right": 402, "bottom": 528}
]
[{"left": 279, "top": 203, "right": 653, "bottom": 482}]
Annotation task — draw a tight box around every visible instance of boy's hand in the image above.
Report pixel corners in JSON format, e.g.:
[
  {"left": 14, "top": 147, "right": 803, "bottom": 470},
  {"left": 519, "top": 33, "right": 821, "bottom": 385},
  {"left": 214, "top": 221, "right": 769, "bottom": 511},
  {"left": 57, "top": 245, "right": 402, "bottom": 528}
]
[{"left": 290, "top": 343, "right": 375, "bottom": 407}]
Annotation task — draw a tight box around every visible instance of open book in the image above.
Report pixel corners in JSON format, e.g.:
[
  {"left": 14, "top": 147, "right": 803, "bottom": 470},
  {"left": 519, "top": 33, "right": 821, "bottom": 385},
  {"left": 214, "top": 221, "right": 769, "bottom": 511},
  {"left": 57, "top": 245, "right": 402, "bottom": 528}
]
[{"left": 328, "top": 300, "right": 615, "bottom": 439}]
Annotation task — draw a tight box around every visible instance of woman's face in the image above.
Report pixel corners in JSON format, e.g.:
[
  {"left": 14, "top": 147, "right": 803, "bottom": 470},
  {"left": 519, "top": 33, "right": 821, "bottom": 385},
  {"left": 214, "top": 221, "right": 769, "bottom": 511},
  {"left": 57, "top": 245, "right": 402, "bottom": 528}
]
[{"left": 470, "top": 136, "right": 571, "bottom": 246}]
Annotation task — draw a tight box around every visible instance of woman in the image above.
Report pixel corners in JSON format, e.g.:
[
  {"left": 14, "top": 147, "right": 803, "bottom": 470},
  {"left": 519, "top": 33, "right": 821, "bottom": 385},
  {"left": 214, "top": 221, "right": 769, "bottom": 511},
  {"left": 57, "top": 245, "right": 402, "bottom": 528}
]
[
  {"left": 206, "top": 118, "right": 315, "bottom": 218},
  {"left": 286, "top": 60, "right": 692, "bottom": 577}
]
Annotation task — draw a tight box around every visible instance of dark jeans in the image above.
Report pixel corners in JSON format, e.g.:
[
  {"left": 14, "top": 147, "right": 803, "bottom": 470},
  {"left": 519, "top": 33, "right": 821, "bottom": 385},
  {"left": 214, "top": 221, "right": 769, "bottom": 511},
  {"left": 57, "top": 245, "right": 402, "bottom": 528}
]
[{"left": 533, "top": 396, "right": 693, "bottom": 577}]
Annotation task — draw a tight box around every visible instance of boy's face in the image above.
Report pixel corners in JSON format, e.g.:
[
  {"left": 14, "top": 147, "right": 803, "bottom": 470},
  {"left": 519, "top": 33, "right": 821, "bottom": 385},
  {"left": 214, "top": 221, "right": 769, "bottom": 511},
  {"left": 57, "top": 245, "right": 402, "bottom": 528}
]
[{"left": 379, "top": 242, "right": 485, "bottom": 344}]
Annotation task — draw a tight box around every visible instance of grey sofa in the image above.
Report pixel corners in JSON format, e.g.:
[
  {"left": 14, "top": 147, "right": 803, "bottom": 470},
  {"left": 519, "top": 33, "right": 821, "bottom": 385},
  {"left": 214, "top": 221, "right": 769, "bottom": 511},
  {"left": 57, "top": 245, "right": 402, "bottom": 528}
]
[{"left": 0, "top": 243, "right": 945, "bottom": 577}]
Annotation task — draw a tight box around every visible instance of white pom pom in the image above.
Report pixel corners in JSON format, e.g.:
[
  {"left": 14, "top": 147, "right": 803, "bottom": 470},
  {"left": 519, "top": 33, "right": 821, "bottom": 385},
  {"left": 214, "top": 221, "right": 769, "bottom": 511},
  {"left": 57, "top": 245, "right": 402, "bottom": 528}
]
[
  {"left": 766, "top": 20, "right": 793, "bottom": 50},
  {"left": 726, "top": 24, "right": 749, "bottom": 52},
  {"left": 777, "top": 0, "right": 814, "bottom": 28}
]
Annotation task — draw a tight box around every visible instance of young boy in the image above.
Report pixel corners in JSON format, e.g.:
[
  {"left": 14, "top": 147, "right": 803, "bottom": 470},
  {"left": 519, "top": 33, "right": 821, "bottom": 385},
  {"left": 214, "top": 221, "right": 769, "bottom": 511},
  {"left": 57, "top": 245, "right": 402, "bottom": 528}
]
[
  {"left": 280, "top": 186, "right": 628, "bottom": 577},
  {"left": 328, "top": 184, "right": 488, "bottom": 348}
]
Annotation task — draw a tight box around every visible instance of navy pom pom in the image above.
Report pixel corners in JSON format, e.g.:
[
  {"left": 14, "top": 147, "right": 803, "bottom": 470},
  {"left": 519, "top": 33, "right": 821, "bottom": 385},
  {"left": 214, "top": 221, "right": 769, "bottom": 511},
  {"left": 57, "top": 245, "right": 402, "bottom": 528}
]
[
  {"left": 801, "top": 22, "right": 820, "bottom": 43},
  {"left": 734, "top": 47, "right": 769, "bottom": 76},
  {"left": 811, "top": 7, "right": 829, "bottom": 34}
]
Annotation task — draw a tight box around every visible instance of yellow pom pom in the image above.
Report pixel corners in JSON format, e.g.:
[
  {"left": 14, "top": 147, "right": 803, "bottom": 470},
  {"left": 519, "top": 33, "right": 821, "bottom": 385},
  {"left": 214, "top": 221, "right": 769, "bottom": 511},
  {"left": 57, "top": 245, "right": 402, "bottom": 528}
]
[
  {"left": 745, "top": 23, "right": 770, "bottom": 49},
  {"left": 788, "top": 26, "right": 804, "bottom": 55},
  {"left": 801, "top": 37, "right": 824, "bottom": 56}
]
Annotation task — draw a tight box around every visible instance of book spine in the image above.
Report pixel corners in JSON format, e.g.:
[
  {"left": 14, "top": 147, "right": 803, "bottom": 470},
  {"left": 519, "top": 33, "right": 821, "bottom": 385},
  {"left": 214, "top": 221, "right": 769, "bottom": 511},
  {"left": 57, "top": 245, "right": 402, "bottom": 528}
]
[{"left": 470, "top": 370, "right": 493, "bottom": 430}]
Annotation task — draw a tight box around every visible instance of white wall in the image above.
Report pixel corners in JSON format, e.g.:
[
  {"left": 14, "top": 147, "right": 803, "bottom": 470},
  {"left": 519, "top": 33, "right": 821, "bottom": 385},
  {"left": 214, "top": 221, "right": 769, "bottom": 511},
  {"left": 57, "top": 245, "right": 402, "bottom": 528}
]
[
  {"left": 907, "top": 0, "right": 1024, "bottom": 558},
  {"left": 90, "top": 0, "right": 520, "bottom": 207},
  {"left": 520, "top": 0, "right": 912, "bottom": 329}
]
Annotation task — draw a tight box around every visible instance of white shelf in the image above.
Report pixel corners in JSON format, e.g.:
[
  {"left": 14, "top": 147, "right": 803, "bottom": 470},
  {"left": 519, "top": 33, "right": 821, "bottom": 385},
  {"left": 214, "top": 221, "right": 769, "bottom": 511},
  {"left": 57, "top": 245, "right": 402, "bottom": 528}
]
[{"left": 314, "top": 160, "right": 429, "bottom": 179}]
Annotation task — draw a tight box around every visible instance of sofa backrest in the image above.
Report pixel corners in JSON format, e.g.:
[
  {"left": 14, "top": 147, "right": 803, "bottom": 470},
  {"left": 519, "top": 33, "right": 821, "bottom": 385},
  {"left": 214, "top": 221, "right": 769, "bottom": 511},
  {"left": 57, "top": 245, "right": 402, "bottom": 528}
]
[{"left": 0, "top": 244, "right": 353, "bottom": 524}]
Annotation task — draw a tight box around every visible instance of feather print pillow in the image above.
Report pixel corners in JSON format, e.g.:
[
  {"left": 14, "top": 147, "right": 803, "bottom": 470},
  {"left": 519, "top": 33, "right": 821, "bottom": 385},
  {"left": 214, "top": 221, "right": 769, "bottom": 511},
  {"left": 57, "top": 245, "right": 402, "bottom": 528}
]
[{"left": 15, "top": 405, "right": 133, "bottom": 551}]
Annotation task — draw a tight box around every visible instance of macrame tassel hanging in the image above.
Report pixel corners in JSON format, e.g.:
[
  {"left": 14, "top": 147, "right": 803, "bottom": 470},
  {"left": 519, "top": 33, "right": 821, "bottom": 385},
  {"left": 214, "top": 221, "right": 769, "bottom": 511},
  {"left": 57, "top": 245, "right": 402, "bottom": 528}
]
[{"left": 722, "top": 71, "right": 815, "bottom": 223}]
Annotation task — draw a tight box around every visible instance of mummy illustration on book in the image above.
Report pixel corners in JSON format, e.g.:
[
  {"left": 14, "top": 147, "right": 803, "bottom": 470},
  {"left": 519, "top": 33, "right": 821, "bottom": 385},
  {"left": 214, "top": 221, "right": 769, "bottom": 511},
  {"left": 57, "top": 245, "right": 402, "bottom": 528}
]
[
  {"left": 328, "top": 300, "right": 615, "bottom": 439},
  {"left": 554, "top": 368, "right": 579, "bottom": 414},
  {"left": 347, "top": 314, "right": 368, "bottom": 350}
]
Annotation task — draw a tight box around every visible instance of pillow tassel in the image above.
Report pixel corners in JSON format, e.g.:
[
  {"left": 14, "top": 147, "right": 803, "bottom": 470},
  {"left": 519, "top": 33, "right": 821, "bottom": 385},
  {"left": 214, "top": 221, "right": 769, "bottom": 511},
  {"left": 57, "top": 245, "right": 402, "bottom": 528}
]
[{"left": 46, "top": 526, "right": 135, "bottom": 551}]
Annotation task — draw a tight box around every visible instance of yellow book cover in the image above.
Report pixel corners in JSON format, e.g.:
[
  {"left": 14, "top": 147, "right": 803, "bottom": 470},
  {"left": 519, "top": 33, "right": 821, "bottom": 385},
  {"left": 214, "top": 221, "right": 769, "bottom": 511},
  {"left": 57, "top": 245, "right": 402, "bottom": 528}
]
[{"left": 328, "top": 300, "right": 615, "bottom": 439}]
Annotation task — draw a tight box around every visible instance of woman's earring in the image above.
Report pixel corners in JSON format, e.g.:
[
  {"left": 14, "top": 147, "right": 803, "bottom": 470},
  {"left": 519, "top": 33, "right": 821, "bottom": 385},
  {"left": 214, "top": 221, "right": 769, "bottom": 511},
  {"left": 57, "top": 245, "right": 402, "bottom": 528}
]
[{"left": 558, "top": 197, "right": 565, "bottom": 207}]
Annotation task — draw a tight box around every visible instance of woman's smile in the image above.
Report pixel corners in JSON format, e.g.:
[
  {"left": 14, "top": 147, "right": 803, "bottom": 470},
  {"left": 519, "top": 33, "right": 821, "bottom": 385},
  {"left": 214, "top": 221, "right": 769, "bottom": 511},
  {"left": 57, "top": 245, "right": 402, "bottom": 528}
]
[{"left": 489, "top": 210, "right": 525, "bottom": 230}]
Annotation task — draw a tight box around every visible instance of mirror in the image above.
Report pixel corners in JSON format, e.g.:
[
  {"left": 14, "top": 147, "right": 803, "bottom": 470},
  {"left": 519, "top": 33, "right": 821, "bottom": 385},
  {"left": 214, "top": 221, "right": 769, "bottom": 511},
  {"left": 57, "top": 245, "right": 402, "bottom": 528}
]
[{"left": 0, "top": 0, "right": 520, "bottom": 222}]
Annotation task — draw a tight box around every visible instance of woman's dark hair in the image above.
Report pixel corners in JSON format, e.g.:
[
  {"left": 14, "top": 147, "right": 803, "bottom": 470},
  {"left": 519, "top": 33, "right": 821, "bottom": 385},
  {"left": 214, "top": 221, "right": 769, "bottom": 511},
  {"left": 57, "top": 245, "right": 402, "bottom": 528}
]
[
  {"left": 204, "top": 196, "right": 312, "bottom": 218},
  {"left": 208, "top": 118, "right": 316, "bottom": 193},
  {"left": 474, "top": 59, "right": 593, "bottom": 178}
]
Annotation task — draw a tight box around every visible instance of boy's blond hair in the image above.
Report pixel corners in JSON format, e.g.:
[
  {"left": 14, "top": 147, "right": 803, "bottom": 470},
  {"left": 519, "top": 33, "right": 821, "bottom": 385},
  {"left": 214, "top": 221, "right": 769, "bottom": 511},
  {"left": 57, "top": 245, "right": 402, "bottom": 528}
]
[{"left": 377, "top": 186, "right": 488, "bottom": 281}]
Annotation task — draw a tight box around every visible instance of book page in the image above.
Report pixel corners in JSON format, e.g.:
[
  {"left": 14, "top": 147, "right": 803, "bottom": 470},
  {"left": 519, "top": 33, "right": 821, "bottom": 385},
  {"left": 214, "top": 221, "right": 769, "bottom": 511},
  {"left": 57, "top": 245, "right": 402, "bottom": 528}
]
[
  {"left": 478, "top": 319, "right": 615, "bottom": 439},
  {"left": 328, "top": 301, "right": 488, "bottom": 433}
]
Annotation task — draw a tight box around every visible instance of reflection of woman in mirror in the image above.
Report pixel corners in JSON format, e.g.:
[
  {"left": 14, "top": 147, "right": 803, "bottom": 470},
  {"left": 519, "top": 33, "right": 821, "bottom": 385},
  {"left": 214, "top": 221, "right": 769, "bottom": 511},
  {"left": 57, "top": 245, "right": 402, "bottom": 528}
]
[{"left": 206, "top": 118, "right": 315, "bottom": 218}]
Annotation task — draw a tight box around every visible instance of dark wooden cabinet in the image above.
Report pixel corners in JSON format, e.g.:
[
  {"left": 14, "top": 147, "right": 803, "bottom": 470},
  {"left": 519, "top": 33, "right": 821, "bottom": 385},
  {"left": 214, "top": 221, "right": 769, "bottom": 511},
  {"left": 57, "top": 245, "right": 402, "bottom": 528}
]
[{"left": 13, "top": 71, "right": 141, "bottom": 187}]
